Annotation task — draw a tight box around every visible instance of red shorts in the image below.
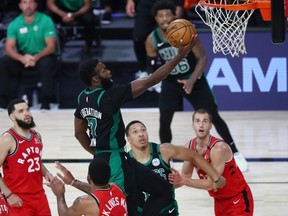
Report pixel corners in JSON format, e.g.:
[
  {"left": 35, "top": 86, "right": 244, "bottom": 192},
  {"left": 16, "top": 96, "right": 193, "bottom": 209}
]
[
  {"left": 214, "top": 185, "right": 254, "bottom": 216},
  {"left": 8, "top": 191, "right": 51, "bottom": 216},
  {"left": 0, "top": 193, "right": 9, "bottom": 215}
]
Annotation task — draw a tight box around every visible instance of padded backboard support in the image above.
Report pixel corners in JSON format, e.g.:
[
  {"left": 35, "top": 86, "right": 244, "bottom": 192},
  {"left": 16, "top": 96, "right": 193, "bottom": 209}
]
[{"left": 271, "top": 0, "right": 286, "bottom": 43}]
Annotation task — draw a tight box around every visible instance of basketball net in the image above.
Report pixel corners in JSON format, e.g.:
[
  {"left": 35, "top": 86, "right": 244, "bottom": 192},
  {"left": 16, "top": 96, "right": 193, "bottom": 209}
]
[{"left": 195, "top": 0, "right": 255, "bottom": 57}]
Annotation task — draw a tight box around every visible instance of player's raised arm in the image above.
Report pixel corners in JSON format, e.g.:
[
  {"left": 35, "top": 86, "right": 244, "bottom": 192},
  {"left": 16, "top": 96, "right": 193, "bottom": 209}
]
[{"left": 131, "top": 36, "right": 197, "bottom": 98}]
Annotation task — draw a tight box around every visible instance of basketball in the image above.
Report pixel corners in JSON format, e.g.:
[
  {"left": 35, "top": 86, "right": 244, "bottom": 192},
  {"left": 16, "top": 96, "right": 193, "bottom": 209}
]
[{"left": 166, "top": 19, "right": 197, "bottom": 48}]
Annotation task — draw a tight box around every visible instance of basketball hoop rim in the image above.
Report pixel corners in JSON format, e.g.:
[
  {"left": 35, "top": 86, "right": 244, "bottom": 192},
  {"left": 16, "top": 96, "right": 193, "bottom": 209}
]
[{"left": 197, "top": 0, "right": 270, "bottom": 11}]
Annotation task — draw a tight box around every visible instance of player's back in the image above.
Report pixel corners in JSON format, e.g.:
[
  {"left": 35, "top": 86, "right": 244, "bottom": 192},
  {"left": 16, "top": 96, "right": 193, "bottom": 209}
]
[{"left": 91, "top": 184, "right": 128, "bottom": 216}]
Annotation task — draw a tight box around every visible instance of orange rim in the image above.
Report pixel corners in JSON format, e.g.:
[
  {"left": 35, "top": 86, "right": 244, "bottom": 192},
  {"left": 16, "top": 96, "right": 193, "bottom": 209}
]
[
  {"left": 198, "top": 0, "right": 271, "bottom": 20},
  {"left": 198, "top": 0, "right": 269, "bottom": 10}
]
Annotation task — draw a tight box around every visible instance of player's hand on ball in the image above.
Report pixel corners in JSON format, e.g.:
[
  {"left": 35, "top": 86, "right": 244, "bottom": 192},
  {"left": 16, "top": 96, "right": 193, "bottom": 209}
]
[{"left": 177, "top": 35, "right": 197, "bottom": 57}]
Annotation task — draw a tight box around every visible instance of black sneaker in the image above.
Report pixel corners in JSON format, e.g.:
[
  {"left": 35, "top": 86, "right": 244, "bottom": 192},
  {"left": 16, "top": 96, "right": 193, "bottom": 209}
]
[{"left": 101, "top": 11, "right": 112, "bottom": 25}]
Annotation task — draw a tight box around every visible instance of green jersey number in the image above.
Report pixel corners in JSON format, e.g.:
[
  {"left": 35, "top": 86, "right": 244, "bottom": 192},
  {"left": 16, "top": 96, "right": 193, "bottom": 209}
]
[
  {"left": 170, "top": 58, "right": 190, "bottom": 75},
  {"left": 87, "top": 117, "right": 97, "bottom": 147}
]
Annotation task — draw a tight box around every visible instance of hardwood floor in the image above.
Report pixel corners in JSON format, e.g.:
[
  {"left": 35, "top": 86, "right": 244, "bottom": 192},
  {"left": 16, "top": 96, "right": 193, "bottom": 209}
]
[{"left": 1, "top": 109, "right": 287, "bottom": 215}]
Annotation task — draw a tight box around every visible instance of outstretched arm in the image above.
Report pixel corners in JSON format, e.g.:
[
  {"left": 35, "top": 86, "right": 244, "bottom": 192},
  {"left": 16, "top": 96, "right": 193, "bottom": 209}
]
[
  {"left": 51, "top": 177, "right": 99, "bottom": 216},
  {"left": 131, "top": 36, "right": 198, "bottom": 98},
  {"left": 175, "top": 142, "right": 230, "bottom": 191},
  {"left": 55, "top": 161, "right": 92, "bottom": 194},
  {"left": 161, "top": 144, "right": 225, "bottom": 191},
  {"left": 169, "top": 167, "right": 213, "bottom": 190}
]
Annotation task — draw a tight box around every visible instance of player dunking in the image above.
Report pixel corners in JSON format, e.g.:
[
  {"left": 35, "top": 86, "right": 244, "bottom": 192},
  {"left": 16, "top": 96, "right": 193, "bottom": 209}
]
[{"left": 0, "top": 98, "right": 53, "bottom": 216}]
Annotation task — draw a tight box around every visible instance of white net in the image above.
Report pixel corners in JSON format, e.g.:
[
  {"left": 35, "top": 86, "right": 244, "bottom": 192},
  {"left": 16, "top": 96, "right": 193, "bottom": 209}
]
[{"left": 195, "top": 0, "right": 255, "bottom": 57}]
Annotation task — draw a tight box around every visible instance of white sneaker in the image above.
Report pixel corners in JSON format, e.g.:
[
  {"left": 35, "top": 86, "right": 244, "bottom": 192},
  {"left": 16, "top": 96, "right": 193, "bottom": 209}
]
[
  {"left": 134, "top": 70, "right": 149, "bottom": 79},
  {"left": 234, "top": 152, "right": 249, "bottom": 173},
  {"left": 134, "top": 71, "right": 154, "bottom": 91},
  {"left": 153, "top": 81, "right": 162, "bottom": 93}
]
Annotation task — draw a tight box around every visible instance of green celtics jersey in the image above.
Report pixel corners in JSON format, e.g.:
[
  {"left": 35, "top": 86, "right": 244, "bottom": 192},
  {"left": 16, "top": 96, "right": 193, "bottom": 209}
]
[
  {"left": 57, "top": 0, "right": 84, "bottom": 11},
  {"left": 129, "top": 142, "right": 179, "bottom": 215}
]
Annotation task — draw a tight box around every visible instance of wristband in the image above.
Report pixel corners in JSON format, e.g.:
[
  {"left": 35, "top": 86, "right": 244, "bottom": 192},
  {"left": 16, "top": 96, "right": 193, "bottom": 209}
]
[
  {"left": 214, "top": 176, "right": 221, "bottom": 183},
  {"left": 70, "top": 179, "right": 77, "bottom": 186},
  {"left": 6, "top": 192, "right": 13, "bottom": 199}
]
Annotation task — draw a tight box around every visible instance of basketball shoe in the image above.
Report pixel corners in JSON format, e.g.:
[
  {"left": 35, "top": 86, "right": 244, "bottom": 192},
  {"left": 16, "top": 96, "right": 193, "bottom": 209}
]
[{"left": 134, "top": 71, "right": 154, "bottom": 91}]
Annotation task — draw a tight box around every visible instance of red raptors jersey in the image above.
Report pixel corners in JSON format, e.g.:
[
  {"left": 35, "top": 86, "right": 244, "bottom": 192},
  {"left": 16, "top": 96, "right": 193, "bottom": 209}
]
[
  {"left": 91, "top": 184, "right": 128, "bottom": 216},
  {"left": 2, "top": 128, "right": 44, "bottom": 194},
  {"left": 189, "top": 135, "right": 247, "bottom": 199},
  {"left": 0, "top": 193, "right": 9, "bottom": 215}
]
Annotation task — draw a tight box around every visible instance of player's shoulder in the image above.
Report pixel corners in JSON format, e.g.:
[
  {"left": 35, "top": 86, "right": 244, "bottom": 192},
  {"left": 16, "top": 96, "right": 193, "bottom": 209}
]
[
  {"left": 8, "top": 15, "right": 22, "bottom": 28},
  {"left": 74, "top": 194, "right": 99, "bottom": 213},
  {"left": 0, "top": 132, "right": 16, "bottom": 148},
  {"left": 32, "top": 130, "right": 42, "bottom": 139},
  {"left": 145, "top": 33, "right": 155, "bottom": 46},
  {"left": 212, "top": 140, "right": 230, "bottom": 153},
  {"left": 0, "top": 132, "right": 14, "bottom": 142}
]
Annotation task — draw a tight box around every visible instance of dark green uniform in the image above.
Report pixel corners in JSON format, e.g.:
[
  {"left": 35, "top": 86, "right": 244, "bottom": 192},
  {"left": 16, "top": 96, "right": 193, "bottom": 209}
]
[
  {"left": 129, "top": 142, "right": 179, "bottom": 216},
  {"left": 74, "top": 84, "right": 174, "bottom": 216},
  {"left": 57, "top": 0, "right": 84, "bottom": 12}
]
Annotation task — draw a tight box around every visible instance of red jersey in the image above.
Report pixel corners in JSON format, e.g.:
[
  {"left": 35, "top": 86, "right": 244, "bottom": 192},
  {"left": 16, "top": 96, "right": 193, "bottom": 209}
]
[
  {"left": 0, "top": 193, "right": 9, "bottom": 215},
  {"left": 189, "top": 135, "right": 247, "bottom": 199},
  {"left": 2, "top": 128, "right": 44, "bottom": 194},
  {"left": 91, "top": 183, "right": 128, "bottom": 216}
]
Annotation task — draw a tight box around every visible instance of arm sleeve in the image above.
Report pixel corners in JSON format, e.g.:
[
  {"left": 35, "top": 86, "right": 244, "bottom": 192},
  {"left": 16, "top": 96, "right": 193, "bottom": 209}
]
[
  {"left": 6, "top": 23, "right": 17, "bottom": 39},
  {"left": 43, "top": 16, "right": 56, "bottom": 38},
  {"left": 74, "top": 91, "right": 85, "bottom": 119},
  {"left": 103, "top": 84, "right": 133, "bottom": 113}
]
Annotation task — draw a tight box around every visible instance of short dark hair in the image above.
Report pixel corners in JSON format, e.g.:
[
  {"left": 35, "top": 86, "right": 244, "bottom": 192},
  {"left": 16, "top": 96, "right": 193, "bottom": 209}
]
[
  {"left": 78, "top": 58, "right": 99, "bottom": 86},
  {"left": 192, "top": 108, "right": 213, "bottom": 122},
  {"left": 19, "top": 0, "right": 37, "bottom": 3},
  {"left": 151, "top": 0, "right": 176, "bottom": 17},
  {"left": 89, "top": 157, "right": 111, "bottom": 185},
  {"left": 125, "top": 120, "right": 146, "bottom": 136},
  {"left": 7, "top": 98, "right": 27, "bottom": 115}
]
